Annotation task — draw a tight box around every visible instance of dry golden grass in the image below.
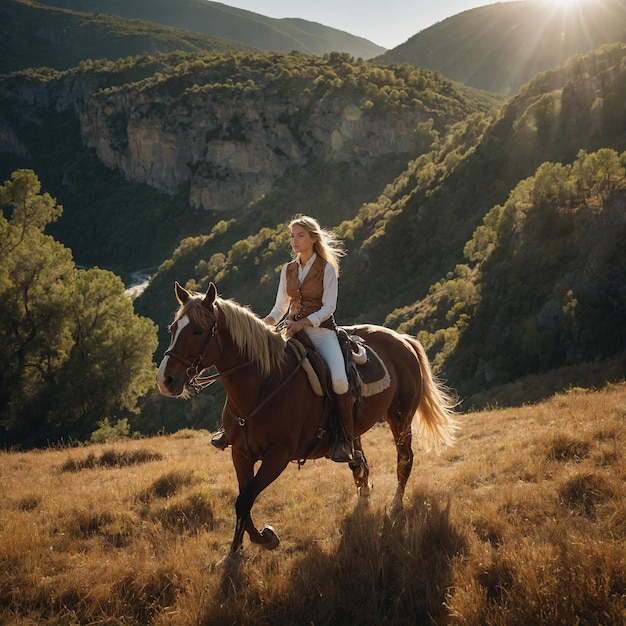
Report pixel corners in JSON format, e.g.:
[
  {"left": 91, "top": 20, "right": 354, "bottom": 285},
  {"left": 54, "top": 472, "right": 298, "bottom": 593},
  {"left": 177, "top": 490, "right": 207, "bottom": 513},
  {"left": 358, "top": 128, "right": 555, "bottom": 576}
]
[{"left": 1, "top": 383, "right": 625, "bottom": 625}]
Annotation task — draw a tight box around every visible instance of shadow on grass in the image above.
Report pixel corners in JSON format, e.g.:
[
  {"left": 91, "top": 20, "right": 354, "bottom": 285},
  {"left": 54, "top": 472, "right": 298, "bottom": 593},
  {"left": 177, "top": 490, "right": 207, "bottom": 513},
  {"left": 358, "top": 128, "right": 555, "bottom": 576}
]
[{"left": 212, "top": 490, "right": 467, "bottom": 625}]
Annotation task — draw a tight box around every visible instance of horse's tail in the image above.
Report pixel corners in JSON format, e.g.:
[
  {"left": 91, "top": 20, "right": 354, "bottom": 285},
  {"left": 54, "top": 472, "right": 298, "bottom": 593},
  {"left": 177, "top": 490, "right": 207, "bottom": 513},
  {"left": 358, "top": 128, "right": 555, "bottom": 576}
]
[{"left": 404, "top": 335, "right": 458, "bottom": 452}]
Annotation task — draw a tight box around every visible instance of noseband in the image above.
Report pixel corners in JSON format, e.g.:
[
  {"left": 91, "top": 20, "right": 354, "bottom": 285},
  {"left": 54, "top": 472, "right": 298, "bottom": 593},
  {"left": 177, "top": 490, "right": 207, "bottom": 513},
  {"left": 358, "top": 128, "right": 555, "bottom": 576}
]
[{"left": 164, "top": 304, "right": 250, "bottom": 391}]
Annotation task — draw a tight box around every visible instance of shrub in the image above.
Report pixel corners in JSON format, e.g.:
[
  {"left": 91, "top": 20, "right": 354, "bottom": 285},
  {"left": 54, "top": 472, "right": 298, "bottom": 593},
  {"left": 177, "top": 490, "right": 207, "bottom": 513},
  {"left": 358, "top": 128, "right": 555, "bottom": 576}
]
[{"left": 90, "top": 417, "right": 131, "bottom": 443}]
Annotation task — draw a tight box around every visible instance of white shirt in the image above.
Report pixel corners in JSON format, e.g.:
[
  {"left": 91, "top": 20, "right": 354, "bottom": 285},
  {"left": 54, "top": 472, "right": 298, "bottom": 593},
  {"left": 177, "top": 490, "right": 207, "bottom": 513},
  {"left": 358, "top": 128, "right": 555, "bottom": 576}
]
[{"left": 267, "top": 253, "right": 338, "bottom": 328}]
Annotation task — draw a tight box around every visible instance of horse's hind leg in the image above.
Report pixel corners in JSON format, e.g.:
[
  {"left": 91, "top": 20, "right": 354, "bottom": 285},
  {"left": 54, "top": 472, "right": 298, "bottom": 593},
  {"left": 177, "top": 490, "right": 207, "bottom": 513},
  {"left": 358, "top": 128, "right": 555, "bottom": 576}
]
[
  {"left": 350, "top": 436, "right": 371, "bottom": 502},
  {"left": 385, "top": 408, "right": 414, "bottom": 516}
]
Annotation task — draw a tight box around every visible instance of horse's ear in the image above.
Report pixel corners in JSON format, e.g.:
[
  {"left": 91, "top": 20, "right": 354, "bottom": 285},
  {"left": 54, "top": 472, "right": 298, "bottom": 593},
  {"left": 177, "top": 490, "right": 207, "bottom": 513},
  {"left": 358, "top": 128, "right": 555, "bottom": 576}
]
[
  {"left": 203, "top": 282, "right": 218, "bottom": 308},
  {"left": 175, "top": 281, "right": 191, "bottom": 305}
]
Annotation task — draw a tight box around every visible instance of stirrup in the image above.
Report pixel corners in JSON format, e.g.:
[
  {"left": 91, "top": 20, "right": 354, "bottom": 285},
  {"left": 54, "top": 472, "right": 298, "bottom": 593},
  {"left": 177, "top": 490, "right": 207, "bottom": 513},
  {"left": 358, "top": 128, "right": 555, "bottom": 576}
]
[
  {"left": 211, "top": 428, "right": 229, "bottom": 450},
  {"left": 331, "top": 438, "right": 354, "bottom": 463}
]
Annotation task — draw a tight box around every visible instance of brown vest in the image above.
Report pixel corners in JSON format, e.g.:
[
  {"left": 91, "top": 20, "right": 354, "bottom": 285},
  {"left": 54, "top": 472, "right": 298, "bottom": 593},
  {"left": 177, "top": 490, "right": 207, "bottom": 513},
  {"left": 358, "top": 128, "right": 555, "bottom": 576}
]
[{"left": 286, "top": 255, "right": 336, "bottom": 330}]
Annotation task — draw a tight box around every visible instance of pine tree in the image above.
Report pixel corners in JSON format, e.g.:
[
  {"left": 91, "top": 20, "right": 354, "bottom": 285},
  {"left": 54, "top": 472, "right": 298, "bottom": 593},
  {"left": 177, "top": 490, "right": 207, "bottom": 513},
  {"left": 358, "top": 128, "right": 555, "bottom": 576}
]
[{"left": 0, "top": 170, "right": 158, "bottom": 446}]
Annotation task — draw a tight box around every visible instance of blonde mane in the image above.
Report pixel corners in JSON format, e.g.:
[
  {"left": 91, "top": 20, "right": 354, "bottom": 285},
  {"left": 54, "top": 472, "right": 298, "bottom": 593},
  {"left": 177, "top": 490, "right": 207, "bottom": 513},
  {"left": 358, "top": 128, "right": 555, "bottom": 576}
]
[{"left": 176, "top": 294, "right": 286, "bottom": 377}]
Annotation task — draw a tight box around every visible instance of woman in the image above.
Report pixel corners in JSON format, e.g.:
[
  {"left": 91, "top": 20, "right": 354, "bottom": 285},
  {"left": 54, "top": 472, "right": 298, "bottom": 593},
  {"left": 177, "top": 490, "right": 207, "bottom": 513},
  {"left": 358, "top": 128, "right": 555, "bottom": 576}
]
[{"left": 211, "top": 214, "right": 355, "bottom": 462}]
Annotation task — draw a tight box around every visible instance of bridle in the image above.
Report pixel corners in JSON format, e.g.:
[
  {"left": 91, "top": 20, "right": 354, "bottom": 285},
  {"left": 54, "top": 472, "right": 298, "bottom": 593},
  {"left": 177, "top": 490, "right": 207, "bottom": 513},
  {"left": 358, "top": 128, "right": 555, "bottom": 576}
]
[{"left": 164, "top": 303, "right": 251, "bottom": 391}]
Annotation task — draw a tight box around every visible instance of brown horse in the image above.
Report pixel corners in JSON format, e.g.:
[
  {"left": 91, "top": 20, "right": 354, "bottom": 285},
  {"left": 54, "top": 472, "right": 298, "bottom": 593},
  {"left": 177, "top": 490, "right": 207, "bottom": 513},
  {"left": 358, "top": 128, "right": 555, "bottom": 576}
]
[{"left": 156, "top": 282, "right": 457, "bottom": 557}]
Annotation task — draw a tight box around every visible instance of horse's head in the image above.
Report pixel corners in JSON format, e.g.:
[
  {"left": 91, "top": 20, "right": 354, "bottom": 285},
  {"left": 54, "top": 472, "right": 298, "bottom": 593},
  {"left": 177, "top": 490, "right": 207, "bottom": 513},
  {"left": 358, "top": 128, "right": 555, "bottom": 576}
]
[{"left": 156, "top": 282, "right": 220, "bottom": 396}]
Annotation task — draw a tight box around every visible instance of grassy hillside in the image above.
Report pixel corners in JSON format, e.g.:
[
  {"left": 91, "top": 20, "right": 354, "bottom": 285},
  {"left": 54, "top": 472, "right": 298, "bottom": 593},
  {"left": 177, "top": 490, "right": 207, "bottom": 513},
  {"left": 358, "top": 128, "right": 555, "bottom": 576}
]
[
  {"left": 1, "top": 383, "right": 625, "bottom": 623},
  {"left": 33, "top": 0, "right": 386, "bottom": 59},
  {"left": 378, "top": 0, "right": 626, "bottom": 95},
  {"left": 0, "top": 0, "right": 255, "bottom": 74}
]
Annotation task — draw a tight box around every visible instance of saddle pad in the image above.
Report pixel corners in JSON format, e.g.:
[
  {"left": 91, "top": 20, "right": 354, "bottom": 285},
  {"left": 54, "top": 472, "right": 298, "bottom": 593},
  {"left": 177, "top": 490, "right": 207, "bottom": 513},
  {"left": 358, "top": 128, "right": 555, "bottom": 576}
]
[
  {"left": 288, "top": 338, "right": 390, "bottom": 398},
  {"left": 356, "top": 345, "right": 390, "bottom": 397}
]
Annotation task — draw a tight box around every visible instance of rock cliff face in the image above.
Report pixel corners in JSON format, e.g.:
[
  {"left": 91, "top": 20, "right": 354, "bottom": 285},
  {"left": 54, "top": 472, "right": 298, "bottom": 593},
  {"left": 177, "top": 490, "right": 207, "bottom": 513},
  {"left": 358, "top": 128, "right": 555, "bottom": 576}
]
[
  {"left": 77, "top": 87, "right": 438, "bottom": 211},
  {"left": 0, "top": 55, "right": 468, "bottom": 211}
]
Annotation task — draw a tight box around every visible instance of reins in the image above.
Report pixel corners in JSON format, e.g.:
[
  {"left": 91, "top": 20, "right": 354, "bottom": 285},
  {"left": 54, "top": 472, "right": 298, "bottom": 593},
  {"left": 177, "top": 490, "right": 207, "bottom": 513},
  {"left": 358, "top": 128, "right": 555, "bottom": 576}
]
[{"left": 191, "top": 361, "right": 251, "bottom": 391}]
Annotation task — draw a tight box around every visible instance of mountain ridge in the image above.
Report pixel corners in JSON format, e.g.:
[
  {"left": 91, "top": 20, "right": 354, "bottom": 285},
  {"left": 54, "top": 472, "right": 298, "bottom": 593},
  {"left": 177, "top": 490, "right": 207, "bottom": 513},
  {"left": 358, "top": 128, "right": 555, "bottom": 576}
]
[
  {"left": 378, "top": 0, "right": 626, "bottom": 94},
  {"left": 31, "top": 0, "right": 386, "bottom": 59},
  {"left": 0, "top": 0, "right": 257, "bottom": 74}
]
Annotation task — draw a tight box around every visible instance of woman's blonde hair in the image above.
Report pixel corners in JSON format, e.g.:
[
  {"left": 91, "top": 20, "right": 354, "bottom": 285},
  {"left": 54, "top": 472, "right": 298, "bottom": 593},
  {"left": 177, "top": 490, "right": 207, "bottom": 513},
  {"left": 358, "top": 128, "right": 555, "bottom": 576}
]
[{"left": 289, "top": 214, "right": 346, "bottom": 276}]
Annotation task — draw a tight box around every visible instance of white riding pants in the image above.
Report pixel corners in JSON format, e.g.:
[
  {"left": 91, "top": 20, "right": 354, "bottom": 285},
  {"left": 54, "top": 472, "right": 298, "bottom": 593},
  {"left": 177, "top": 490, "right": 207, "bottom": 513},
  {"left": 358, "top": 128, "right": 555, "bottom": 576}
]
[{"left": 303, "top": 326, "right": 349, "bottom": 395}]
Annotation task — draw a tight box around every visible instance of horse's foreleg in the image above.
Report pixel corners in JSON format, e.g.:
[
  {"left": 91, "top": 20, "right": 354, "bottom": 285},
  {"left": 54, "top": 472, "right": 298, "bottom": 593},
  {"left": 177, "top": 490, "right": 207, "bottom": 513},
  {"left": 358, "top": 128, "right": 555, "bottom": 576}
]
[
  {"left": 236, "top": 484, "right": 273, "bottom": 546},
  {"left": 230, "top": 448, "right": 255, "bottom": 556},
  {"left": 230, "top": 446, "right": 289, "bottom": 555},
  {"left": 231, "top": 480, "right": 279, "bottom": 553},
  {"left": 350, "top": 436, "right": 371, "bottom": 501}
]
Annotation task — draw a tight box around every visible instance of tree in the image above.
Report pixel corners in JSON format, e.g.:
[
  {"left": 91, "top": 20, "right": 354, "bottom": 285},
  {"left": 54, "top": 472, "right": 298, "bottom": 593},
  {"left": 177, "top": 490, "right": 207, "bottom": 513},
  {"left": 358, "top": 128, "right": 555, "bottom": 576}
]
[
  {"left": 591, "top": 148, "right": 622, "bottom": 191},
  {"left": 0, "top": 170, "right": 158, "bottom": 446}
]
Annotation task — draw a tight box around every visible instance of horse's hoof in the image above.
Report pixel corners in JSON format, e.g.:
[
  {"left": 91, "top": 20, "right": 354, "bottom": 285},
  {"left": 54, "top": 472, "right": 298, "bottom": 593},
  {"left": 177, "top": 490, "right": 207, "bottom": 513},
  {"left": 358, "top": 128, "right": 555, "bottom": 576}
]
[{"left": 261, "top": 525, "right": 280, "bottom": 550}]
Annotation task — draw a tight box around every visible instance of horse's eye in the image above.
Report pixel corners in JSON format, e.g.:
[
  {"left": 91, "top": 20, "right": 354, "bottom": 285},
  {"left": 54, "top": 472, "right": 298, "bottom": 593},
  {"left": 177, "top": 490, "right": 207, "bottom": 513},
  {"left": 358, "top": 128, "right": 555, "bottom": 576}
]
[{"left": 192, "top": 327, "right": 204, "bottom": 336}]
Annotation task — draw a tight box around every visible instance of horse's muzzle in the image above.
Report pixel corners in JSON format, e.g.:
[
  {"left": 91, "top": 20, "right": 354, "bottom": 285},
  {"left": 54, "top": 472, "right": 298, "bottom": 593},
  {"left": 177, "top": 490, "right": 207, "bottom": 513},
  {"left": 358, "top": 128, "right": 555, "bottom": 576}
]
[
  {"left": 156, "top": 371, "right": 173, "bottom": 396},
  {"left": 156, "top": 358, "right": 188, "bottom": 397}
]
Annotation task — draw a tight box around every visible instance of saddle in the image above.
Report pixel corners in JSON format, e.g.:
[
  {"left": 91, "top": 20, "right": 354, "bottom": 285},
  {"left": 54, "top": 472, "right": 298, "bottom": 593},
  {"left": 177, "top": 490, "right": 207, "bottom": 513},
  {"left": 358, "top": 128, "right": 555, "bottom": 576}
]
[
  {"left": 286, "top": 328, "right": 391, "bottom": 468},
  {"left": 288, "top": 327, "right": 390, "bottom": 400}
]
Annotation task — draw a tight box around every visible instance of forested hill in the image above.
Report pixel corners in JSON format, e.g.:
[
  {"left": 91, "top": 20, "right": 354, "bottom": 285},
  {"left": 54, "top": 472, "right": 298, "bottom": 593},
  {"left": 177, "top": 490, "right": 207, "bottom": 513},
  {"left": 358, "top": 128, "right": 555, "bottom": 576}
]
[
  {"left": 0, "top": 0, "right": 255, "bottom": 75},
  {"left": 9, "top": 0, "right": 625, "bottom": 98},
  {"left": 31, "top": 0, "right": 386, "bottom": 60},
  {"left": 378, "top": 0, "right": 626, "bottom": 95}
]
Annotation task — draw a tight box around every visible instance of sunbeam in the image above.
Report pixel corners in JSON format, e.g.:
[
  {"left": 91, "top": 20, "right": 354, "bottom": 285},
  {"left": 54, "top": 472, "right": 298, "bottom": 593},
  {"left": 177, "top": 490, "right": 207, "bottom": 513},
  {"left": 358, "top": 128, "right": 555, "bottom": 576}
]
[{"left": 542, "top": 0, "right": 597, "bottom": 7}]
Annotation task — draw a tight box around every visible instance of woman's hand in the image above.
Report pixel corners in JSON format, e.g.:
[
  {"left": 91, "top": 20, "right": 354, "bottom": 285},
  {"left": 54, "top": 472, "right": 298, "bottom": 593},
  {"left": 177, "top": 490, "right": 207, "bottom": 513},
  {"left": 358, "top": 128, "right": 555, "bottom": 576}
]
[{"left": 283, "top": 318, "right": 310, "bottom": 337}]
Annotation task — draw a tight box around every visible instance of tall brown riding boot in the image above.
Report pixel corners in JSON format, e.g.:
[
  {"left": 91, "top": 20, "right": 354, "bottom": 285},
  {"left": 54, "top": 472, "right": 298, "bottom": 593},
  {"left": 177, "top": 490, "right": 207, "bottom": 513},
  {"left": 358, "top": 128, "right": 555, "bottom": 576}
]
[{"left": 331, "top": 391, "right": 355, "bottom": 463}]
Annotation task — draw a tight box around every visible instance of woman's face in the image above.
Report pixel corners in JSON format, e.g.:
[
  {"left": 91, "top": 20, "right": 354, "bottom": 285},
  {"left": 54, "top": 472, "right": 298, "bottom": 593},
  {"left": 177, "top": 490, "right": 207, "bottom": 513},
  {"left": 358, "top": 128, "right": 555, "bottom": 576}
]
[{"left": 290, "top": 224, "right": 314, "bottom": 257}]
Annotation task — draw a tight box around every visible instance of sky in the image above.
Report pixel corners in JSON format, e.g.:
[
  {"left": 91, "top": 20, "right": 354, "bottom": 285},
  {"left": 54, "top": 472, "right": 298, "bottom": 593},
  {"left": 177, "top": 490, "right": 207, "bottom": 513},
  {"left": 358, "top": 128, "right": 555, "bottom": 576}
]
[{"left": 216, "top": 0, "right": 521, "bottom": 49}]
